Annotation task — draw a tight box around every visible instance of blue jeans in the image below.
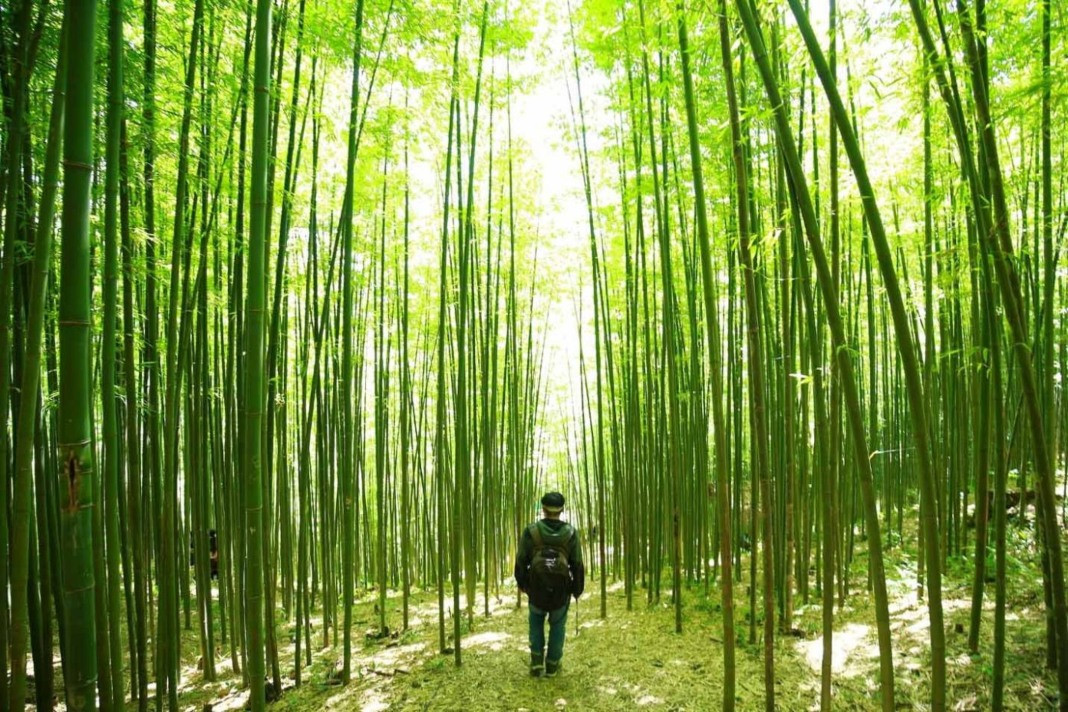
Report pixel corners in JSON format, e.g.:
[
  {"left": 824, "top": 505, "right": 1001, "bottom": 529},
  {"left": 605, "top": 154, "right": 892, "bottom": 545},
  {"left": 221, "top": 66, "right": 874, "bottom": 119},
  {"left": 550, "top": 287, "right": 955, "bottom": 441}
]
[{"left": 529, "top": 600, "right": 569, "bottom": 663}]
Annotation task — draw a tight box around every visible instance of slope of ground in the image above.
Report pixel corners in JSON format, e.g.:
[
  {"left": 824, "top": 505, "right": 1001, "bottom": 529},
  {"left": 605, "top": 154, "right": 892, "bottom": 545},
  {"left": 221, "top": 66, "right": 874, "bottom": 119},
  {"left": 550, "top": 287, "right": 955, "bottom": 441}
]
[
  {"left": 168, "top": 531, "right": 1057, "bottom": 712},
  {"left": 42, "top": 512, "right": 1060, "bottom": 711}
]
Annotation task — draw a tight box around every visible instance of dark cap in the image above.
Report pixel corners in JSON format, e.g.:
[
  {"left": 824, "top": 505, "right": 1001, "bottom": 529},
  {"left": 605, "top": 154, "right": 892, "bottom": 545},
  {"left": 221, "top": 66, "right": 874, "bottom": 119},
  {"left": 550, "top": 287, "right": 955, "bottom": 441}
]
[{"left": 541, "top": 492, "right": 565, "bottom": 513}]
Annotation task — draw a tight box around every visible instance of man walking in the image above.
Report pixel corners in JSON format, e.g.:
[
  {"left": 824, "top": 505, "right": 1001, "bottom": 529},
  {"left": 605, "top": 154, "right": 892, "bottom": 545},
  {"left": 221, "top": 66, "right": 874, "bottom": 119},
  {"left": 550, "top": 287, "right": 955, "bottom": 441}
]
[{"left": 514, "top": 492, "right": 585, "bottom": 678}]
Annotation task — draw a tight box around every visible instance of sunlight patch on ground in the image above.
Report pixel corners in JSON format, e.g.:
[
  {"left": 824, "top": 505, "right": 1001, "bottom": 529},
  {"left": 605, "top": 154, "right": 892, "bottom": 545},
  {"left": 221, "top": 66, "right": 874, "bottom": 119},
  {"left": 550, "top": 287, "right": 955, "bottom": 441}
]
[
  {"left": 359, "top": 687, "right": 391, "bottom": 712},
  {"left": 357, "top": 640, "right": 426, "bottom": 670},
  {"left": 406, "top": 588, "right": 521, "bottom": 622},
  {"left": 620, "top": 682, "right": 663, "bottom": 706},
  {"left": 176, "top": 655, "right": 238, "bottom": 695},
  {"left": 324, "top": 683, "right": 360, "bottom": 709},
  {"left": 193, "top": 685, "right": 248, "bottom": 711},
  {"left": 796, "top": 622, "right": 878, "bottom": 677},
  {"left": 463, "top": 630, "right": 511, "bottom": 650},
  {"left": 898, "top": 596, "right": 971, "bottom": 637},
  {"left": 518, "top": 698, "right": 569, "bottom": 711},
  {"left": 951, "top": 651, "right": 974, "bottom": 668}
]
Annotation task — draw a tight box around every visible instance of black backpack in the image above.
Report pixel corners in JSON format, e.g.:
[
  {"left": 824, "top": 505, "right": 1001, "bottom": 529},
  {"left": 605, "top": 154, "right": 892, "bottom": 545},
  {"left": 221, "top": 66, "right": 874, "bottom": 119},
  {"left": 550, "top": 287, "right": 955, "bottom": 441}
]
[{"left": 528, "top": 523, "right": 574, "bottom": 610}]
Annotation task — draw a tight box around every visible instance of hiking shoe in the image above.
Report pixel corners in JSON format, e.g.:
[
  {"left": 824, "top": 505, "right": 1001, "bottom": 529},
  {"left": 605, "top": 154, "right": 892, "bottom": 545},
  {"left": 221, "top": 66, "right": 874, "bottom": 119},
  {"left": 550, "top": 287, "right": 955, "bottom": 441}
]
[
  {"left": 545, "top": 659, "right": 560, "bottom": 678},
  {"left": 530, "top": 652, "right": 545, "bottom": 677}
]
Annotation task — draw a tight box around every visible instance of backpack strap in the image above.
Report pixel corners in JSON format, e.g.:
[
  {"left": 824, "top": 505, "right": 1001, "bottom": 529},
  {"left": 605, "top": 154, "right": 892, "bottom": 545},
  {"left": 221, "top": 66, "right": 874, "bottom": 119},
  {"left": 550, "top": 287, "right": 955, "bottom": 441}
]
[
  {"left": 529, "top": 523, "right": 544, "bottom": 552},
  {"left": 562, "top": 525, "right": 576, "bottom": 558}
]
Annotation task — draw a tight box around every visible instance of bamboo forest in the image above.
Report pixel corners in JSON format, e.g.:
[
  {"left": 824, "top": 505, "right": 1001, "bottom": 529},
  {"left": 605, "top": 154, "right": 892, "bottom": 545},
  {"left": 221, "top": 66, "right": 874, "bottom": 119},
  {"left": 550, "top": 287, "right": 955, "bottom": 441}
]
[{"left": 2, "top": 0, "right": 1068, "bottom": 708}]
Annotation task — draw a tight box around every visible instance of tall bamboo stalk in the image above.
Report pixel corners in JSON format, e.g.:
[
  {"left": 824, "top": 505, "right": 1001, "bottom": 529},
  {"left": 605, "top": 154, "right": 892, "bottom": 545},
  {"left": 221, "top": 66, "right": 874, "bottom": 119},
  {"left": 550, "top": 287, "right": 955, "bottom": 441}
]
[
  {"left": 7, "top": 11, "right": 68, "bottom": 709},
  {"left": 676, "top": 3, "right": 735, "bottom": 707},
  {"left": 339, "top": 0, "right": 367, "bottom": 682},
  {"left": 735, "top": 1, "right": 900, "bottom": 707},
  {"left": 58, "top": 0, "right": 99, "bottom": 705},
  {"left": 243, "top": 0, "right": 273, "bottom": 703}
]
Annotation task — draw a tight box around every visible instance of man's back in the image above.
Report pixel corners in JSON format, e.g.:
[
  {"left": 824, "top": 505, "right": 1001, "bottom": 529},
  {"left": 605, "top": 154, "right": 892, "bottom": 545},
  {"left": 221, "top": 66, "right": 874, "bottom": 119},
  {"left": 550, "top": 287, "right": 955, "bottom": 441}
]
[
  {"left": 514, "top": 492, "right": 586, "bottom": 678},
  {"left": 515, "top": 518, "right": 585, "bottom": 610}
]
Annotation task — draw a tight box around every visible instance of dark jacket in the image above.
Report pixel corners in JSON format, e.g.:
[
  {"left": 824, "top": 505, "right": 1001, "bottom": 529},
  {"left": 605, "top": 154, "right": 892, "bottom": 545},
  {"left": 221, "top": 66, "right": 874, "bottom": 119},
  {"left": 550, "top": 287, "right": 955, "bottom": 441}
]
[{"left": 514, "top": 518, "right": 585, "bottom": 606}]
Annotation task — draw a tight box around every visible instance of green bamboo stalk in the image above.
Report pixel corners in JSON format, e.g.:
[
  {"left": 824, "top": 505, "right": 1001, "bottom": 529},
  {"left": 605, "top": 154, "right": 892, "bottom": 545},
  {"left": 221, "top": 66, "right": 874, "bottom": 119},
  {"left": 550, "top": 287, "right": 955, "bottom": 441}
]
[
  {"left": 456, "top": 0, "right": 490, "bottom": 635},
  {"left": 31, "top": 394, "right": 57, "bottom": 708},
  {"left": 138, "top": 0, "right": 165, "bottom": 693},
  {"left": 401, "top": 92, "right": 412, "bottom": 631},
  {"left": 7, "top": 11, "right": 68, "bottom": 709},
  {"left": 119, "top": 105, "right": 150, "bottom": 709},
  {"left": 375, "top": 139, "right": 390, "bottom": 635},
  {"left": 339, "top": 0, "right": 367, "bottom": 681},
  {"left": 785, "top": 2, "right": 951, "bottom": 706},
  {"left": 676, "top": 4, "right": 735, "bottom": 707},
  {"left": 0, "top": 0, "right": 41, "bottom": 708},
  {"left": 102, "top": 0, "right": 127, "bottom": 699},
  {"left": 244, "top": 0, "right": 273, "bottom": 702},
  {"left": 565, "top": 0, "right": 608, "bottom": 620},
  {"left": 716, "top": 4, "right": 774, "bottom": 702},
  {"left": 0, "top": 0, "right": 36, "bottom": 694},
  {"left": 158, "top": 0, "right": 204, "bottom": 701},
  {"left": 953, "top": 2, "right": 1068, "bottom": 701},
  {"left": 1038, "top": 0, "right": 1055, "bottom": 607},
  {"left": 735, "top": 1, "right": 901, "bottom": 707},
  {"left": 989, "top": 267, "right": 1008, "bottom": 709},
  {"left": 58, "top": 0, "right": 99, "bottom": 704},
  {"left": 295, "top": 57, "right": 323, "bottom": 685},
  {"left": 265, "top": 0, "right": 308, "bottom": 616},
  {"left": 192, "top": 93, "right": 216, "bottom": 679}
]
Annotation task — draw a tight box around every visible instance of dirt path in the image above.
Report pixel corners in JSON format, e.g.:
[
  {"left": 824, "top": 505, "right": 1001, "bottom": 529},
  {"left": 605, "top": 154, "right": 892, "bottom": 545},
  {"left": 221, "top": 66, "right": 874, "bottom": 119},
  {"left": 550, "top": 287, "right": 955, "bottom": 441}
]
[
  {"left": 366, "top": 583, "right": 820, "bottom": 712},
  {"left": 175, "top": 582, "right": 814, "bottom": 711}
]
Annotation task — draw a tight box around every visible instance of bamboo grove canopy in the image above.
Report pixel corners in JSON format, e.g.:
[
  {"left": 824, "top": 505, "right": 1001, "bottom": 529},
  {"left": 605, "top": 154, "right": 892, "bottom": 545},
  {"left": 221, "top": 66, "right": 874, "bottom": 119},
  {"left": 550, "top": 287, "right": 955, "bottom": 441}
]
[{"left": 0, "top": 0, "right": 1065, "bottom": 710}]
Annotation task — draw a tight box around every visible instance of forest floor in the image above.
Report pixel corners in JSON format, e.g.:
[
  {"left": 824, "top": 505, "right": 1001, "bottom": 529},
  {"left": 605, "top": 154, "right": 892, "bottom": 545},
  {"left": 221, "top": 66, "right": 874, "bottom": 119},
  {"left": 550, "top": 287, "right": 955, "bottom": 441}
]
[{"left": 46, "top": 508, "right": 1063, "bottom": 711}]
